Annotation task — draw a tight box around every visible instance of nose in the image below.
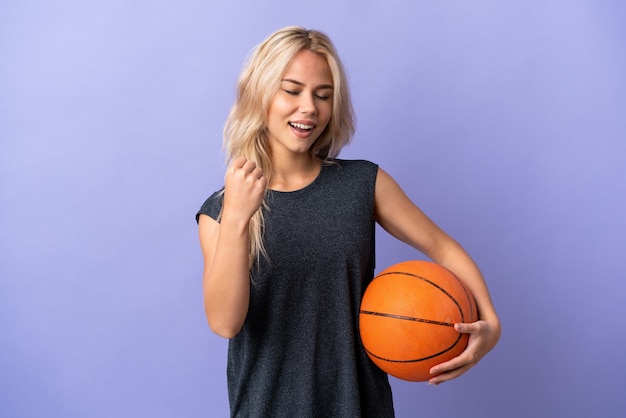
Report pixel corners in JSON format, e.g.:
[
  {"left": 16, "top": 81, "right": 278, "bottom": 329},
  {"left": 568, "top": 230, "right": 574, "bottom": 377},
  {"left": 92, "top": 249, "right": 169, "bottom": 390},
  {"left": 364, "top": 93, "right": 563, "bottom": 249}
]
[{"left": 298, "top": 92, "right": 318, "bottom": 115}]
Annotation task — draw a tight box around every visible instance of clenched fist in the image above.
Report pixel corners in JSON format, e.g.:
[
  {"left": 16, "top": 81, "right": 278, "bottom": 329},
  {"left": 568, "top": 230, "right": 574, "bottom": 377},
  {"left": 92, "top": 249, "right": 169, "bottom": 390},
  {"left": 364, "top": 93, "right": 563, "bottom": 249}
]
[{"left": 222, "top": 156, "right": 267, "bottom": 225}]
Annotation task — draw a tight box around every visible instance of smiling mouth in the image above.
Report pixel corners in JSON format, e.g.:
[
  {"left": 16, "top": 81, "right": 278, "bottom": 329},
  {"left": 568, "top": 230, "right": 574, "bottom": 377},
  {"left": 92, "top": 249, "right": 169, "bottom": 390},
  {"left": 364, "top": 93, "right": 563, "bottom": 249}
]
[{"left": 288, "top": 122, "right": 314, "bottom": 132}]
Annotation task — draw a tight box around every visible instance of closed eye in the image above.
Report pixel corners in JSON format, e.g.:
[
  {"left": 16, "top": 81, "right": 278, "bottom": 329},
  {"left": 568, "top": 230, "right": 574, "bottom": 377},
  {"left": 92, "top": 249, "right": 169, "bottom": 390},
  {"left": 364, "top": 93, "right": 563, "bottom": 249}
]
[{"left": 283, "top": 90, "right": 330, "bottom": 101}]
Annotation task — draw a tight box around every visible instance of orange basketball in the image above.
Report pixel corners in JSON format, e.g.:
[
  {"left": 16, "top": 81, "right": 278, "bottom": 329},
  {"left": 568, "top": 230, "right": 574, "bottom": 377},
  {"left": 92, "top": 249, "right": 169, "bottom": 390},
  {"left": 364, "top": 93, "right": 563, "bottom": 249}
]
[{"left": 359, "top": 260, "right": 478, "bottom": 382}]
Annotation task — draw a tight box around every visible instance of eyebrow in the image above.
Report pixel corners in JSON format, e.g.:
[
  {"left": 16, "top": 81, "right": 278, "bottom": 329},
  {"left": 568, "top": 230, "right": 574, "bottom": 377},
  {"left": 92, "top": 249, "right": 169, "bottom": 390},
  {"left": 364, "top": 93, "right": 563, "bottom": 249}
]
[{"left": 281, "top": 78, "right": 334, "bottom": 90}]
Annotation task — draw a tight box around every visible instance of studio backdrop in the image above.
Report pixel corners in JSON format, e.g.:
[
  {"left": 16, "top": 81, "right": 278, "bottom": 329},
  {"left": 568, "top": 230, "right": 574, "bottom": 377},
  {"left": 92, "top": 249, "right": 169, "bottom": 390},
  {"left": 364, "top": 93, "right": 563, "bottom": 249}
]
[{"left": 1, "top": 1, "right": 625, "bottom": 417}]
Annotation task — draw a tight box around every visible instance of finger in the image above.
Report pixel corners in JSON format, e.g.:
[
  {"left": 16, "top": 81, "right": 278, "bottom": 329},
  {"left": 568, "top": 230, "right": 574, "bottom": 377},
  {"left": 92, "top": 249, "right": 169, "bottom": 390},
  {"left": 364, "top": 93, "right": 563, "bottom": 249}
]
[
  {"left": 430, "top": 352, "right": 470, "bottom": 377},
  {"left": 252, "top": 167, "right": 265, "bottom": 180},
  {"left": 231, "top": 156, "right": 247, "bottom": 170},
  {"left": 242, "top": 160, "right": 258, "bottom": 174},
  {"left": 454, "top": 322, "right": 478, "bottom": 334},
  {"left": 428, "top": 363, "right": 471, "bottom": 385}
]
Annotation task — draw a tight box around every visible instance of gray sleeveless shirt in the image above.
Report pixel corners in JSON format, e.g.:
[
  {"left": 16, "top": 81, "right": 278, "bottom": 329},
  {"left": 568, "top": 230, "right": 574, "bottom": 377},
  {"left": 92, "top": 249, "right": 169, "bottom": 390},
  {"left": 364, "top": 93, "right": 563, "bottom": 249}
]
[{"left": 197, "top": 159, "right": 394, "bottom": 417}]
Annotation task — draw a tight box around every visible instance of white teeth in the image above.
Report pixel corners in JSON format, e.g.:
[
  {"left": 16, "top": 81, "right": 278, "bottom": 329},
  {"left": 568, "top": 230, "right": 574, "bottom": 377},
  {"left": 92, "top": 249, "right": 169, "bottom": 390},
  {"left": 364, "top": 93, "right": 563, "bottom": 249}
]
[{"left": 289, "top": 122, "right": 313, "bottom": 130}]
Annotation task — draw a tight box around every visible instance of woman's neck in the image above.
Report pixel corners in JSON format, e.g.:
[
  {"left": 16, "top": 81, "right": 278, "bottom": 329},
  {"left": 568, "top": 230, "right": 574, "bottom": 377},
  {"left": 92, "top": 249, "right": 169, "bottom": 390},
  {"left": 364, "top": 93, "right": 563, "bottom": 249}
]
[{"left": 269, "top": 154, "right": 322, "bottom": 192}]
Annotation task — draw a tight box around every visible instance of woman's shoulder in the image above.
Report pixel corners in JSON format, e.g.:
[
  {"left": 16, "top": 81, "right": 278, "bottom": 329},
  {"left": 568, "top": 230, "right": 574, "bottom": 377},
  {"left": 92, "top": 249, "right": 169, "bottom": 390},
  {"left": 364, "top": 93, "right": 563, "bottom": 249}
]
[
  {"left": 322, "top": 159, "right": 379, "bottom": 191},
  {"left": 326, "top": 158, "right": 379, "bottom": 173},
  {"left": 195, "top": 188, "right": 224, "bottom": 223}
]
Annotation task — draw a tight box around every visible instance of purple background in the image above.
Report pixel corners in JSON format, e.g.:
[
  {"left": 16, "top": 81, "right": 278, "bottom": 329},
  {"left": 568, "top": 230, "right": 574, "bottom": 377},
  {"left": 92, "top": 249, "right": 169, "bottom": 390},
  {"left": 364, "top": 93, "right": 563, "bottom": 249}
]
[{"left": 1, "top": 1, "right": 625, "bottom": 417}]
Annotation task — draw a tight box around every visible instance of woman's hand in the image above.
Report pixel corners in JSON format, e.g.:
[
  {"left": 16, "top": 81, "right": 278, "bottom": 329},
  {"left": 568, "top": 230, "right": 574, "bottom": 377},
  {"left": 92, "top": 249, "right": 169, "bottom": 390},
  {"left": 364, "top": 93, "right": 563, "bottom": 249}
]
[
  {"left": 222, "top": 156, "right": 267, "bottom": 225},
  {"left": 428, "top": 317, "right": 501, "bottom": 385}
]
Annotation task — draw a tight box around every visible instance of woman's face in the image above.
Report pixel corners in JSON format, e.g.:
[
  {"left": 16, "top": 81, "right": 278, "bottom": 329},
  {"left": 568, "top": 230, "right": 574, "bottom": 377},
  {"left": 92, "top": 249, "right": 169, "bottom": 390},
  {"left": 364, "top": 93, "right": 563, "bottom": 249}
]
[{"left": 266, "top": 49, "right": 333, "bottom": 158}]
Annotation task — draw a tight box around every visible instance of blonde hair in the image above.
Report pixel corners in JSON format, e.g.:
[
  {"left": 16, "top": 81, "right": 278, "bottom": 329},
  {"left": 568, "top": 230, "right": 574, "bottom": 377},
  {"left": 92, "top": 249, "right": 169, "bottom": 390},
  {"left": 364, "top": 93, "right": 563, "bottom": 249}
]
[{"left": 222, "top": 26, "right": 356, "bottom": 267}]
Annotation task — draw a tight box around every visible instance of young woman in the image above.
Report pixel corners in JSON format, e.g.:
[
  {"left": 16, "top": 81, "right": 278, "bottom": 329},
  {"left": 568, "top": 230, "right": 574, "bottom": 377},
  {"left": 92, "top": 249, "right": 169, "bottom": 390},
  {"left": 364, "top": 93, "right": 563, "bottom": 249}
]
[{"left": 197, "top": 26, "right": 501, "bottom": 417}]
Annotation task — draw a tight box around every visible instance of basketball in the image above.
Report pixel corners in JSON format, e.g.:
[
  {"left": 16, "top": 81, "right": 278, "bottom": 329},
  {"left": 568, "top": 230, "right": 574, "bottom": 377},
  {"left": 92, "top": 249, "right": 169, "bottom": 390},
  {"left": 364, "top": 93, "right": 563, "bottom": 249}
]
[{"left": 359, "top": 260, "right": 478, "bottom": 382}]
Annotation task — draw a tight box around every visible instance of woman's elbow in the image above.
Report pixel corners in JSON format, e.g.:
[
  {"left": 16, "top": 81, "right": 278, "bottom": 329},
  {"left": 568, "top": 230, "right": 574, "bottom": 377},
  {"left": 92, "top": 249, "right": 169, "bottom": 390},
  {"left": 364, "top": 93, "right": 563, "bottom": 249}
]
[{"left": 207, "top": 316, "right": 244, "bottom": 339}]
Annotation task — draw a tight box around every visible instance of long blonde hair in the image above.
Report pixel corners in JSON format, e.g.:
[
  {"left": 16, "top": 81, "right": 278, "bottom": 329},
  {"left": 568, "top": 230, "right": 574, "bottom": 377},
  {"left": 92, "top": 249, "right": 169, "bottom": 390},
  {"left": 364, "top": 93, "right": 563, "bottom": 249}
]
[{"left": 222, "top": 26, "right": 356, "bottom": 267}]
